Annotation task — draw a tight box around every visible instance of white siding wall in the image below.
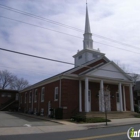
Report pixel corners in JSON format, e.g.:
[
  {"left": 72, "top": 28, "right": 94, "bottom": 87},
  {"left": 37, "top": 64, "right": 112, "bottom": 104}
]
[
  {"left": 75, "top": 53, "right": 86, "bottom": 66},
  {"left": 89, "top": 63, "right": 128, "bottom": 80}
]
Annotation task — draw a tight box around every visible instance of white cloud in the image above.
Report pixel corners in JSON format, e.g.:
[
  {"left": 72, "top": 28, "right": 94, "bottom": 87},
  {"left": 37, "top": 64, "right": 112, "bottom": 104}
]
[{"left": 0, "top": 0, "right": 140, "bottom": 85}]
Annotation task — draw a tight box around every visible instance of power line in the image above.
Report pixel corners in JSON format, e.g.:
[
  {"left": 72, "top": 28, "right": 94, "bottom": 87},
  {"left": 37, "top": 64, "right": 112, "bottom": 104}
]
[
  {"left": 94, "top": 41, "right": 140, "bottom": 54},
  {"left": 0, "top": 4, "right": 82, "bottom": 32},
  {"left": 0, "top": 15, "right": 82, "bottom": 39},
  {"left": 0, "top": 47, "right": 138, "bottom": 75},
  {"left": 0, "top": 4, "right": 140, "bottom": 50},
  {"left": 0, "top": 47, "right": 74, "bottom": 65},
  {"left": 1, "top": 15, "right": 140, "bottom": 55}
]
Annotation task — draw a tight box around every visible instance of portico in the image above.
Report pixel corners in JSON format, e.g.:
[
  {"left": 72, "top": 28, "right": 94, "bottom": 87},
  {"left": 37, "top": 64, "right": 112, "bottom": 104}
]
[{"left": 79, "top": 76, "right": 134, "bottom": 113}]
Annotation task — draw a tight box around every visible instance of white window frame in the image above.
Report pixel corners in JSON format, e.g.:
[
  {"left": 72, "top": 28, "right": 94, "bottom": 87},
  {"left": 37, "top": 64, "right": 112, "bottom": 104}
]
[
  {"left": 25, "top": 92, "right": 27, "bottom": 103},
  {"left": 137, "top": 91, "right": 140, "bottom": 96},
  {"left": 41, "top": 87, "right": 45, "bottom": 102},
  {"left": 54, "top": 87, "right": 58, "bottom": 101},
  {"left": 78, "top": 55, "right": 82, "bottom": 59},
  {"left": 1, "top": 94, "right": 5, "bottom": 97},
  {"left": 29, "top": 91, "right": 32, "bottom": 103},
  {"left": 20, "top": 95, "right": 22, "bottom": 104},
  {"left": 34, "top": 89, "right": 38, "bottom": 103},
  {"left": 138, "top": 100, "right": 140, "bottom": 106},
  {"left": 7, "top": 94, "right": 11, "bottom": 97}
]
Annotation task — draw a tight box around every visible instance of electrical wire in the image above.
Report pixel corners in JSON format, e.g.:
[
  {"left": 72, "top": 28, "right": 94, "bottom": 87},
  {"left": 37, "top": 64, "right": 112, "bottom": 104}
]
[
  {"left": 0, "top": 47, "right": 74, "bottom": 65},
  {"left": 0, "top": 15, "right": 140, "bottom": 55},
  {"left": 0, "top": 4, "right": 140, "bottom": 50},
  {"left": 0, "top": 47, "right": 138, "bottom": 75}
]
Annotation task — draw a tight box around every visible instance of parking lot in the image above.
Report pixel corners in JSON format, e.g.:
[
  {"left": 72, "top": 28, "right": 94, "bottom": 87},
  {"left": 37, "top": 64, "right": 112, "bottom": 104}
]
[{"left": 0, "top": 111, "right": 60, "bottom": 127}]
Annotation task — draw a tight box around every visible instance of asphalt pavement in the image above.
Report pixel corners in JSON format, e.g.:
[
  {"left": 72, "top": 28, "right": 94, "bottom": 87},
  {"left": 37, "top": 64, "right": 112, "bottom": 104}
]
[
  {"left": 0, "top": 123, "right": 140, "bottom": 140},
  {"left": 0, "top": 111, "right": 60, "bottom": 127},
  {"left": 0, "top": 111, "right": 140, "bottom": 139}
]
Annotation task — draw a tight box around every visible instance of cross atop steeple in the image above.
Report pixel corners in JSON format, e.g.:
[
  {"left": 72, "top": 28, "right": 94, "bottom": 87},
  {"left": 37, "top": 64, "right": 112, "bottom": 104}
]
[{"left": 83, "top": 3, "right": 93, "bottom": 49}]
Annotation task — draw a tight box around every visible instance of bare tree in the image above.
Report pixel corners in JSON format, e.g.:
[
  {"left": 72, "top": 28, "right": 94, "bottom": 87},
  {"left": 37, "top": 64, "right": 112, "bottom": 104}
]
[
  {"left": 131, "top": 73, "right": 139, "bottom": 85},
  {"left": 99, "top": 85, "right": 111, "bottom": 125},
  {"left": 10, "top": 77, "right": 29, "bottom": 91},
  {"left": 0, "top": 70, "right": 15, "bottom": 89},
  {"left": 113, "top": 60, "right": 130, "bottom": 72},
  {"left": 0, "top": 70, "right": 29, "bottom": 90}
]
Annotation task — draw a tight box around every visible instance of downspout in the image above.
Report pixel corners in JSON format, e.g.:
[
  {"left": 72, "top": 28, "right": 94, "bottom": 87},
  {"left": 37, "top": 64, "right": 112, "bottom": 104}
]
[{"left": 59, "top": 75, "right": 62, "bottom": 108}]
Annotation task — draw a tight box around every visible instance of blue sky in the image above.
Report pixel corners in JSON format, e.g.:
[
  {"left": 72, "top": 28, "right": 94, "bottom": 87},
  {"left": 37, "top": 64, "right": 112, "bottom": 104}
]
[{"left": 0, "top": 0, "right": 140, "bottom": 84}]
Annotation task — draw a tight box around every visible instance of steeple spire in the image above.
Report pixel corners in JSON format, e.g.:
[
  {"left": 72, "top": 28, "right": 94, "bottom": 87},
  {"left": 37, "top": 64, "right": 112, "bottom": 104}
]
[
  {"left": 83, "top": 3, "right": 93, "bottom": 49},
  {"left": 85, "top": 3, "right": 91, "bottom": 33}
]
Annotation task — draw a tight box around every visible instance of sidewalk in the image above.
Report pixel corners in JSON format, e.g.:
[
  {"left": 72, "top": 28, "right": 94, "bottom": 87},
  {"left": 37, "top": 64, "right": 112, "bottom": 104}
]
[{"left": 0, "top": 113, "right": 140, "bottom": 136}]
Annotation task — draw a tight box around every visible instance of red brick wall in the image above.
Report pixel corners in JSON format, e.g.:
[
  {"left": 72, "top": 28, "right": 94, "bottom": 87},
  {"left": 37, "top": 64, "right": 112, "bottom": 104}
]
[
  {"left": 20, "top": 79, "right": 132, "bottom": 119},
  {"left": 125, "top": 86, "right": 131, "bottom": 111},
  {"left": 61, "top": 79, "right": 79, "bottom": 119},
  {"left": 20, "top": 80, "right": 60, "bottom": 115},
  {"left": 0, "top": 90, "right": 17, "bottom": 108},
  {"left": 72, "top": 59, "right": 107, "bottom": 74}
]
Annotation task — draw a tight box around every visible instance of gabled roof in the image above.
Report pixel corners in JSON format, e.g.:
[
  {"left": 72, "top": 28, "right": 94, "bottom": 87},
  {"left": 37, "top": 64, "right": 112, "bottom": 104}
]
[
  {"left": 68, "top": 56, "right": 109, "bottom": 74},
  {"left": 82, "top": 61, "right": 132, "bottom": 81},
  {"left": 20, "top": 56, "right": 109, "bottom": 92}
]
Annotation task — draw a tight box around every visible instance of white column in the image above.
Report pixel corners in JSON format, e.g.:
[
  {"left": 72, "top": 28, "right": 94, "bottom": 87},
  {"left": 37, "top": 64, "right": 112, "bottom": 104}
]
[
  {"left": 79, "top": 80, "right": 82, "bottom": 112},
  {"left": 123, "top": 86, "right": 126, "bottom": 111},
  {"left": 100, "top": 80, "right": 104, "bottom": 112},
  {"left": 85, "top": 77, "right": 89, "bottom": 112},
  {"left": 119, "top": 83, "right": 123, "bottom": 111},
  {"left": 129, "top": 84, "right": 134, "bottom": 111}
]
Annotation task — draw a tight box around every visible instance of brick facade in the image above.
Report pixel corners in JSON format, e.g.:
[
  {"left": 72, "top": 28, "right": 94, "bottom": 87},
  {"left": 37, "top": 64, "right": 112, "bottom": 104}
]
[{"left": 20, "top": 78, "right": 131, "bottom": 119}]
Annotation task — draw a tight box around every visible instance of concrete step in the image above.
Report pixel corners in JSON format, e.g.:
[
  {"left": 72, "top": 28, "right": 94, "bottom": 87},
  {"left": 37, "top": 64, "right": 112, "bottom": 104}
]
[{"left": 78, "top": 111, "right": 138, "bottom": 119}]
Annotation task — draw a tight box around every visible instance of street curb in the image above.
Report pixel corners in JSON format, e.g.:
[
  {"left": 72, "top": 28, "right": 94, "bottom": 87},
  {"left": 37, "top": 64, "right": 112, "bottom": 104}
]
[{"left": 86, "top": 122, "right": 140, "bottom": 129}]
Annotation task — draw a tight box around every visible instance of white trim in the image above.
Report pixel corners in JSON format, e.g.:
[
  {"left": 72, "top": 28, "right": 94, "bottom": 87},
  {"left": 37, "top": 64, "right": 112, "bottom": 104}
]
[
  {"left": 85, "top": 77, "right": 89, "bottom": 112},
  {"left": 85, "top": 61, "right": 132, "bottom": 81},
  {"left": 137, "top": 91, "right": 140, "bottom": 96},
  {"left": 123, "top": 86, "right": 126, "bottom": 111},
  {"left": 20, "top": 95, "right": 22, "bottom": 104},
  {"left": 79, "top": 80, "right": 82, "bottom": 112},
  {"left": 81, "top": 75, "right": 133, "bottom": 84},
  {"left": 130, "top": 84, "right": 134, "bottom": 111},
  {"left": 41, "top": 87, "right": 45, "bottom": 102},
  {"left": 54, "top": 87, "right": 58, "bottom": 101},
  {"left": 119, "top": 83, "right": 123, "bottom": 111},
  {"left": 88, "top": 89, "right": 91, "bottom": 112},
  {"left": 73, "top": 48, "right": 105, "bottom": 57},
  {"left": 138, "top": 100, "right": 140, "bottom": 105},
  {"left": 29, "top": 91, "right": 32, "bottom": 103},
  {"left": 24, "top": 93, "right": 26, "bottom": 103}
]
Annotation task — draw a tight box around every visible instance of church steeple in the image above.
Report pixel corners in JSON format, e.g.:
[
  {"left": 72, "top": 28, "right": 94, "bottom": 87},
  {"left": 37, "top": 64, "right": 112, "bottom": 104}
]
[
  {"left": 73, "top": 2, "right": 104, "bottom": 67},
  {"left": 83, "top": 3, "right": 93, "bottom": 49}
]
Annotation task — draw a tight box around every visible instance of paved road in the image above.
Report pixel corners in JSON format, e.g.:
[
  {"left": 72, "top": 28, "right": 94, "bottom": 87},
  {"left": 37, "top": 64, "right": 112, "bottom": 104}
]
[
  {"left": 0, "top": 123, "right": 140, "bottom": 140},
  {"left": 0, "top": 111, "right": 60, "bottom": 127}
]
